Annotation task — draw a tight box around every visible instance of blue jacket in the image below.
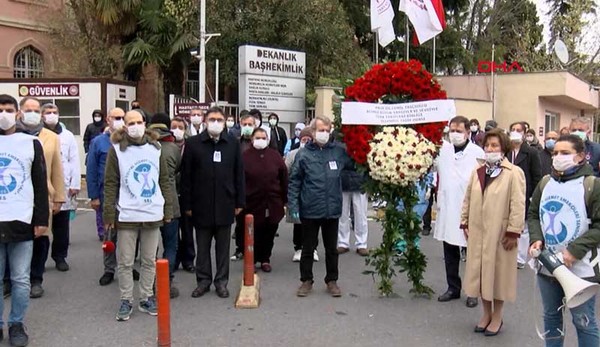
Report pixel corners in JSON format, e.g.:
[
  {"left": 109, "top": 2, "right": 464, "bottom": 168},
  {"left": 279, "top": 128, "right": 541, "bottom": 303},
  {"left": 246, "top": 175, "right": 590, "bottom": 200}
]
[
  {"left": 585, "top": 140, "right": 600, "bottom": 177},
  {"left": 288, "top": 141, "right": 352, "bottom": 219},
  {"left": 86, "top": 132, "right": 111, "bottom": 201}
]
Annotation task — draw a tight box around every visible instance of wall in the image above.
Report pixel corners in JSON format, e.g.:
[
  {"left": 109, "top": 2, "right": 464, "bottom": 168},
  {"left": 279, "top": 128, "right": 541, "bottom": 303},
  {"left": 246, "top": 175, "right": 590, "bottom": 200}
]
[
  {"left": 453, "top": 99, "right": 492, "bottom": 125},
  {"left": 314, "top": 86, "right": 341, "bottom": 121}
]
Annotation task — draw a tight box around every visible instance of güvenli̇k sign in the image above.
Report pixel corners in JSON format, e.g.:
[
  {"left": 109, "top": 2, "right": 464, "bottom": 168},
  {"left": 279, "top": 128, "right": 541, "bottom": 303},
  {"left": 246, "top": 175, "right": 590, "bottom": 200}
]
[{"left": 477, "top": 61, "right": 524, "bottom": 73}]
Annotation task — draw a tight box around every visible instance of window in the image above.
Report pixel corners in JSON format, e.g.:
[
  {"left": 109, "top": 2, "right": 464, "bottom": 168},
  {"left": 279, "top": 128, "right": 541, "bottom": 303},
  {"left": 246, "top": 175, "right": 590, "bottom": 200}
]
[
  {"left": 115, "top": 100, "right": 129, "bottom": 112},
  {"left": 13, "top": 46, "right": 44, "bottom": 78},
  {"left": 545, "top": 111, "right": 559, "bottom": 133}
]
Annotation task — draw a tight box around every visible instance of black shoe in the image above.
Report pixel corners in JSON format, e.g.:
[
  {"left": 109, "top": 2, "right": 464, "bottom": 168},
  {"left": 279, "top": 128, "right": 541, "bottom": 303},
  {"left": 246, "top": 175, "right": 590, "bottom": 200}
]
[
  {"left": 99, "top": 272, "right": 114, "bottom": 286},
  {"left": 170, "top": 284, "right": 180, "bottom": 299},
  {"left": 30, "top": 284, "right": 44, "bottom": 298},
  {"left": 3, "top": 281, "right": 11, "bottom": 298},
  {"left": 8, "top": 323, "right": 28, "bottom": 347},
  {"left": 55, "top": 261, "right": 70, "bottom": 272},
  {"left": 437, "top": 290, "right": 460, "bottom": 302},
  {"left": 0, "top": 328, "right": 3, "bottom": 341},
  {"left": 191, "top": 285, "right": 210, "bottom": 298},
  {"left": 133, "top": 269, "right": 140, "bottom": 281},
  {"left": 474, "top": 321, "right": 490, "bottom": 333},
  {"left": 421, "top": 228, "right": 431, "bottom": 236},
  {"left": 215, "top": 285, "right": 229, "bottom": 298},
  {"left": 466, "top": 297, "right": 478, "bottom": 308},
  {"left": 183, "top": 264, "right": 195, "bottom": 273},
  {"left": 484, "top": 321, "right": 503, "bottom": 336}
]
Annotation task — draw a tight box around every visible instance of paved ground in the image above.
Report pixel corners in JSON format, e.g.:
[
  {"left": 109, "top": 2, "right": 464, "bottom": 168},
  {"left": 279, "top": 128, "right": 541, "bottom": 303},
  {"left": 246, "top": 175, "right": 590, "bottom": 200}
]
[{"left": 17, "top": 210, "right": 592, "bottom": 346}]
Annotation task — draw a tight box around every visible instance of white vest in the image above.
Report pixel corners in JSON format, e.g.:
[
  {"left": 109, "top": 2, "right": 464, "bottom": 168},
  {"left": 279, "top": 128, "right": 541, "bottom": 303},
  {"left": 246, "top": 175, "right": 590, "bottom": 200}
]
[
  {"left": 539, "top": 177, "right": 599, "bottom": 278},
  {"left": 114, "top": 144, "right": 165, "bottom": 223},
  {"left": 0, "top": 133, "right": 36, "bottom": 224}
]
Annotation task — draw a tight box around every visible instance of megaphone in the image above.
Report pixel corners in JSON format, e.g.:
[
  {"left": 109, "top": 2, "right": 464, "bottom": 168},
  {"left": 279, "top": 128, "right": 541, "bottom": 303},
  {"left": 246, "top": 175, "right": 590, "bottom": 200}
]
[
  {"left": 102, "top": 226, "right": 115, "bottom": 254},
  {"left": 533, "top": 249, "right": 600, "bottom": 308}
]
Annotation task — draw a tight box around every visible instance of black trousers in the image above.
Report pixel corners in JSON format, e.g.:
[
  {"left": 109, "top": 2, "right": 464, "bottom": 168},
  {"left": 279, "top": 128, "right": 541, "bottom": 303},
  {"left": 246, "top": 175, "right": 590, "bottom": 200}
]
[
  {"left": 234, "top": 213, "right": 244, "bottom": 254},
  {"left": 293, "top": 223, "right": 318, "bottom": 251},
  {"left": 443, "top": 241, "right": 461, "bottom": 294},
  {"left": 255, "top": 222, "right": 279, "bottom": 264},
  {"left": 51, "top": 210, "right": 70, "bottom": 262},
  {"left": 422, "top": 193, "right": 434, "bottom": 231},
  {"left": 31, "top": 235, "right": 50, "bottom": 285},
  {"left": 195, "top": 225, "right": 231, "bottom": 288},
  {"left": 176, "top": 212, "right": 195, "bottom": 268},
  {"left": 300, "top": 218, "right": 339, "bottom": 283}
]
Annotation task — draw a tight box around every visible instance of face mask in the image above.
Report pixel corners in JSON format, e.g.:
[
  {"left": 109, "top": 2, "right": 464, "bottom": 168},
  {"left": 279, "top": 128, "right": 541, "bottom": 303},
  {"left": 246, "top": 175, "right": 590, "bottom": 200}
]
[
  {"left": 253, "top": 139, "right": 268, "bottom": 150},
  {"left": 23, "top": 111, "right": 41, "bottom": 126},
  {"left": 553, "top": 154, "right": 577, "bottom": 172},
  {"left": 449, "top": 132, "right": 466, "bottom": 146},
  {"left": 207, "top": 121, "right": 224, "bottom": 136},
  {"left": 485, "top": 152, "right": 503, "bottom": 164},
  {"left": 470, "top": 125, "right": 478, "bottom": 133},
  {"left": 315, "top": 131, "right": 329, "bottom": 145},
  {"left": 190, "top": 115, "right": 203, "bottom": 125},
  {"left": 509, "top": 131, "right": 523, "bottom": 142},
  {"left": 44, "top": 112, "right": 59, "bottom": 126},
  {"left": 572, "top": 131, "right": 587, "bottom": 141},
  {"left": 0, "top": 111, "right": 16, "bottom": 130},
  {"left": 300, "top": 142, "right": 306, "bottom": 148},
  {"left": 127, "top": 124, "right": 145, "bottom": 139},
  {"left": 172, "top": 128, "right": 185, "bottom": 141},
  {"left": 545, "top": 139, "right": 556, "bottom": 150},
  {"left": 295, "top": 130, "right": 301, "bottom": 137},
  {"left": 112, "top": 119, "right": 125, "bottom": 130},
  {"left": 94, "top": 116, "right": 102, "bottom": 123},
  {"left": 269, "top": 119, "right": 277, "bottom": 127},
  {"left": 525, "top": 135, "right": 534, "bottom": 143},
  {"left": 226, "top": 120, "right": 235, "bottom": 128},
  {"left": 241, "top": 125, "right": 254, "bottom": 137}
]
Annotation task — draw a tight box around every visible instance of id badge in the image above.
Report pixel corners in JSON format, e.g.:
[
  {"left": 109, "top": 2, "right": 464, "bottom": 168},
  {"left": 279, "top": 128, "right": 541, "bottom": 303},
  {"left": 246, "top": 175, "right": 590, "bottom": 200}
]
[
  {"left": 329, "top": 161, "right": 338, "bottom": 170},
  {"left": 213, "top": 151, "right": 222, "bottom": 163}
]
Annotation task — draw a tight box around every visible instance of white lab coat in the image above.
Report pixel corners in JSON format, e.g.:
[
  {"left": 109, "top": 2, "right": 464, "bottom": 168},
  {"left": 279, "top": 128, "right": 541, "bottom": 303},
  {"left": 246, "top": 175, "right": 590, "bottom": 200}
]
[
  {"left": 434, "top": 140, "right": 484, "bottom": 247},
  {"left": 58, "top": 125, "right": 81, "bottom": 211}
]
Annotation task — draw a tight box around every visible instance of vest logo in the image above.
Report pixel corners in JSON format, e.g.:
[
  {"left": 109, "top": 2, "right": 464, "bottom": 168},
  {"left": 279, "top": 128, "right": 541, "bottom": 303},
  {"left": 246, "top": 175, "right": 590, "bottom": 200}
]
[
  {"left": 0, "top": 155, "right": 25, "bottom": 198},
  {"left": 133, "top": 163, "right": 156, "bottom": 197},
  {"left": 124, "top": 160, "right": 158, "bottom": 201},
  {"left": 540, "top": 195, "right": 582, "bottom": 249}
]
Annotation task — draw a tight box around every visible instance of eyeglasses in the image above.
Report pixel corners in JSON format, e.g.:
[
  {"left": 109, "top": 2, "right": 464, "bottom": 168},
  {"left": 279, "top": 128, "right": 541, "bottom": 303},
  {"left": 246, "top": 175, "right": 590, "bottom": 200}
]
[{"left": 113, "top": 117, "right": 124, "bottom": 121}]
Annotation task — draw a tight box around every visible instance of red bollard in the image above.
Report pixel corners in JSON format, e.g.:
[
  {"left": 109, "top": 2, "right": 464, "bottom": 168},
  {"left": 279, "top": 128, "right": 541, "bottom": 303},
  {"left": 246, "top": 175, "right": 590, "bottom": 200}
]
[
  {"left": 243, "top": 214, "right": 254, "bottom": 286},
  {"left": 156, "top": 259, "right": 170, "bottom": 347}
]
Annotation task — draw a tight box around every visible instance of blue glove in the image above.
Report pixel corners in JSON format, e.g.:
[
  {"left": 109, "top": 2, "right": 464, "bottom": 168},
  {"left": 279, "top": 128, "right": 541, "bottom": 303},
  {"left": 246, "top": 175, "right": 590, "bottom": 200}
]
[{"left": 291, "top": 211, "right": 300, "bottom": 223}]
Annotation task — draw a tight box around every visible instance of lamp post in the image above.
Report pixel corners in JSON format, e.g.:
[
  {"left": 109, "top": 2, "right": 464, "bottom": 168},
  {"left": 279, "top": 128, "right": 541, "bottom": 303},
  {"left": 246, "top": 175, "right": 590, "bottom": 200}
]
[{"left": 196, "top": 0, "right": 220, "bottom": 103}]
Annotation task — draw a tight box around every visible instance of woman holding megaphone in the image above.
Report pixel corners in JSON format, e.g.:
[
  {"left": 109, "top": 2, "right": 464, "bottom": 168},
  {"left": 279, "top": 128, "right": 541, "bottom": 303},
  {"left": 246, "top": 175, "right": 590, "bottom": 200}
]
[{"left": 528, "top": 134, "right": 600, "bottom": 347}]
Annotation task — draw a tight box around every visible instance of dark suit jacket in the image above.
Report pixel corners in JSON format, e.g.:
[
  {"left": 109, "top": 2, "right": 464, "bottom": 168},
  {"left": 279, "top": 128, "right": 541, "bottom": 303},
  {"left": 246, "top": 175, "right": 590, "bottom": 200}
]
[
  {"left": 539, "top": 148, "right": 553, "bottom": 177},
  {"left": 585, "top": 140, "right": 600, "bottom": 177},
  {"left": 180, "top": 130, "right": 245, "bottom": 227},
  {"left": 509, "top": 143, "right": 542, "bottom": 212}
]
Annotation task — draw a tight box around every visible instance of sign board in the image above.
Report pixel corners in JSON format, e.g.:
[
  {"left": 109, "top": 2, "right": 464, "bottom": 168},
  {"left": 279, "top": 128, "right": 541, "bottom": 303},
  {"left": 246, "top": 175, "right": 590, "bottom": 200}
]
[
  {"left": 341, "top": 100, "right": 456, "bottom": 125},
  {"left": 173, "top": 103, "right": 210, "bottom": 118},
  {"left": 18, "top": 84, "right": 80, "bottom": 97},
  {"left": 238, "top": 45, "right": 306, "bottom": 123}
]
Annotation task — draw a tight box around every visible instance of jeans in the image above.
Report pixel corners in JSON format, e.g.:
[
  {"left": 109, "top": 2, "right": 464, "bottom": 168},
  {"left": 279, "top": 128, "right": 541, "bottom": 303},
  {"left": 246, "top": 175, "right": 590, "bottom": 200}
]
[
  {"left": 0, "top": 241, "right": 33, "bottom": 326},
  {"left": 117, "top": 227, "right": 160, "bottom": 302},
  {"left": 51, "top": 210, "right": 71, "bottom": 262},
  {"left": 538, "top": 274, "right": 600, "bottom": 347},
  {"left": 160, "top": 219, "right": 179, "bottom": 279},
  {"left": 195, "top": 225, "right": 231, "bottom": 288},
  {"left": 30, "top": 236, "right": 49, "bottom": 285},
  {"left": 443, "top": 241, "right": 461, "bottom": 294},
  {"left": 255, "top": 222, "right": 279, "bottom": 264},
  {"left": 300, "top": 218, "right": 339, "bottom": 283}
]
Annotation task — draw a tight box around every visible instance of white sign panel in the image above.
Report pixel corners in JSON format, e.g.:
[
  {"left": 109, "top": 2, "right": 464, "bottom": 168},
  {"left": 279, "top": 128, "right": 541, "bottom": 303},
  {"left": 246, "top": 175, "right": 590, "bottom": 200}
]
[
  {"left": 239, "top": 45, "right": 306, "bottom": 123},
  {"left": 341, "top": 100, "right": 456, "bottom": 125}
]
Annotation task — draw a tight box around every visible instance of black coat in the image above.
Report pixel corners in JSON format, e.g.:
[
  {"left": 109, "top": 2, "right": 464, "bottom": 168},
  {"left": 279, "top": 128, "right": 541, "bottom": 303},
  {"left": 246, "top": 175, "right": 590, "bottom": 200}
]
[
  {"left": 509, "top": 143, "right": 542, "bottom": 212},
  {"left": 180, "top": 131, "right": 245, "bottom": 227},
  {"left": 83, "top": 121, "right": 106, "bottom": 153},
  {"left": 539, "top": 148, "right": 553, "bottom": 177},
  {"left": 269, "top": 126, "right": 288, "bottom": 156}
]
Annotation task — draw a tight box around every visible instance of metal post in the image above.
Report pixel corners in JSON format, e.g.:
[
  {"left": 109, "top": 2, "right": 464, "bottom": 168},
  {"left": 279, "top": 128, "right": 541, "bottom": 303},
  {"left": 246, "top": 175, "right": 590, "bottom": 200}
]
[
  {"left": 198, "top": 0, "right": 206, "bottom": 103},
  {"left": 432, "top": 37, "right": 436, "bottom": 74},
  {"left": 215, "top": 59, "right": 219, "bottom": 106},
  {"left": 156, "top": 259, "right": 171, "bottom": 347},
  {"left": 405, "top": 19, "right": 410, "bottom": 61},
  {"left": 374, "top": 31, "right": 379, "bottom": 64},
  {"left": 491, "top": 44, "right": 496, "bottom": 121},
  {"left": 243, "top": 214, "right": 254, "bottom": 286}
]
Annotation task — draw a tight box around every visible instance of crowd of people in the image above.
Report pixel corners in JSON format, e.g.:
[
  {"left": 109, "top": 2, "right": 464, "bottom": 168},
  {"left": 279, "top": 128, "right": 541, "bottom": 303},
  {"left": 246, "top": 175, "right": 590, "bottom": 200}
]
[{"left": 0, "top": 92, "right": 599, "bottom": 346}]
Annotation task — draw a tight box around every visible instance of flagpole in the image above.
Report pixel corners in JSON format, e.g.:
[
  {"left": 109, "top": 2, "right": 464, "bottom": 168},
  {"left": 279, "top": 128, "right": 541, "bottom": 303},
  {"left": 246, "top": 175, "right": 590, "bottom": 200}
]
[
  {"left": 432, "top": 37, "right": 436, "bottom": 74},
  {"left": 405, "top": 18, "right": 409, "bottom": 60},
  {"left": 491, "top": 43, "right": 496, "bottom": 121},
  {"left": 375, "top": 31, "right": 379, "bottom": 63}
]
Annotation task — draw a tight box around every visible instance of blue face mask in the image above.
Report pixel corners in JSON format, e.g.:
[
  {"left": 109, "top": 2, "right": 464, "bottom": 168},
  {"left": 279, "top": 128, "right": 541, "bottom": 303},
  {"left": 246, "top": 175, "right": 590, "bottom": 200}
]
[{"left": 545, "top": 139, "right": 556, "bottom": 150}]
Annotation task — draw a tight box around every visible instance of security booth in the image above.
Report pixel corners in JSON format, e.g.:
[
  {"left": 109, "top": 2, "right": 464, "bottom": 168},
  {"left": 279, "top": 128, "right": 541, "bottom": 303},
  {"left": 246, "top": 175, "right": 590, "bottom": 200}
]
[{"left": 0, "top": 78, "right": 137, "bottom": 172}]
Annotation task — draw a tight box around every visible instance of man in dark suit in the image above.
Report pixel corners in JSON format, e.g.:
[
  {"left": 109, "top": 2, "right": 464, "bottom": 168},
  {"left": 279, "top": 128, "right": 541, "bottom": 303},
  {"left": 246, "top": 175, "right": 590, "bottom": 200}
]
[
  {"left": 569, "top": 117, "right": 600, "bottom": 177},
  {"left": 508, "top": 121, "right": 542, "bottom": 269},
  {"left": 180, "top": 107, "right": 245, "bottom": 299}
]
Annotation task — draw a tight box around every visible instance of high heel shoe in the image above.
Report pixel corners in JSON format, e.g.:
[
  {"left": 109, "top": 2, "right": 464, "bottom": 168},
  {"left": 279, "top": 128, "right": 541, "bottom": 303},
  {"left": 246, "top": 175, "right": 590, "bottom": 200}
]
[
  {"left": 474, "top": 321, "right": 490, "bottom": 333},
  {"left": 484, "top": 320, "right": 503, "bottom": 336}
]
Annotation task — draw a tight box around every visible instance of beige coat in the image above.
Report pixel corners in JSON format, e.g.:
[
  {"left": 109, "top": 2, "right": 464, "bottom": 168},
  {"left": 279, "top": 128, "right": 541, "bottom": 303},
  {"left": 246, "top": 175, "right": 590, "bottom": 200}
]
[
  {"left": 39, "top": 128, "right": 66, "bottom": 233},
  {"left": 460, "top": 158, "right": 525, "bottom": 302}
]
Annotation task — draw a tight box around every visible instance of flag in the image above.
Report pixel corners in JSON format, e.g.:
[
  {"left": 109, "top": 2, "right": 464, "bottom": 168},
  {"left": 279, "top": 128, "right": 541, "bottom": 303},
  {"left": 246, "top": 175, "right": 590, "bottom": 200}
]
[
  {"left": 399, "top": 0, "right": 446, "bottom": 45},
  {"left": 371, "top": 0, "right": 396, "bottom": 47}
]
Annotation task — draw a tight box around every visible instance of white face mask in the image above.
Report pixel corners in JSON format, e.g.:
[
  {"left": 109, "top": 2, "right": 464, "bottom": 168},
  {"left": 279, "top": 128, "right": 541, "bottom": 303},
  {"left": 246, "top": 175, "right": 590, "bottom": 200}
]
[
  {"left": 0, "top": 111, "right": 16, "bottom": 131},
  {"left": 253, "top": 138, "right": 268, "bottom": 150},
  {"left": 509, "top": 131, "right": 523, "bottom": 142},
  {"left": 553, "top": 154, "right": 577, "bottom": 172},
  {"left": 300, "top": 142, "right": 306, "bottom": 148},
  {"left": 112, "top": 119, "right": 125, "bottom": 131},
  {"left": 190, "top": 115, "right": 203, "bottom": 125},
  {"left": 485, "top": 152, "right": 503, "bottom": 164},
  {"left": 172, "top": 128, "right": 185, "bottom": 141},
  {"left": 295, "top": 130, "right": 301, "bottom": 137},
  {"left": 470, "top": 125, "right": 478, "bottom": 133},
  {"left": 44, "top": 112, "right": 59, "bottom": 126},
  {"left": 94, "top": 116, "right": 102, "bottom": 123},
  {"left": 226, "top": 120, "right": 235, "bottom": 128},
  {"left": 127, "top": 124, "right": 145, "bottom": 139},
  {"left": 449, "top": 132, "right": 467, "bottom": 146},
  {"left": 269, "top": 119, "right": 277, "bottom": 127},
  {"left": 315, "top": 131, "right": 329, "bottom": 145},
  {"left": 23, "top": 111, "right": 41, "bottom": 126},
  {"left": 207, "top": 120, "right": 224, "bottom": 136}
]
